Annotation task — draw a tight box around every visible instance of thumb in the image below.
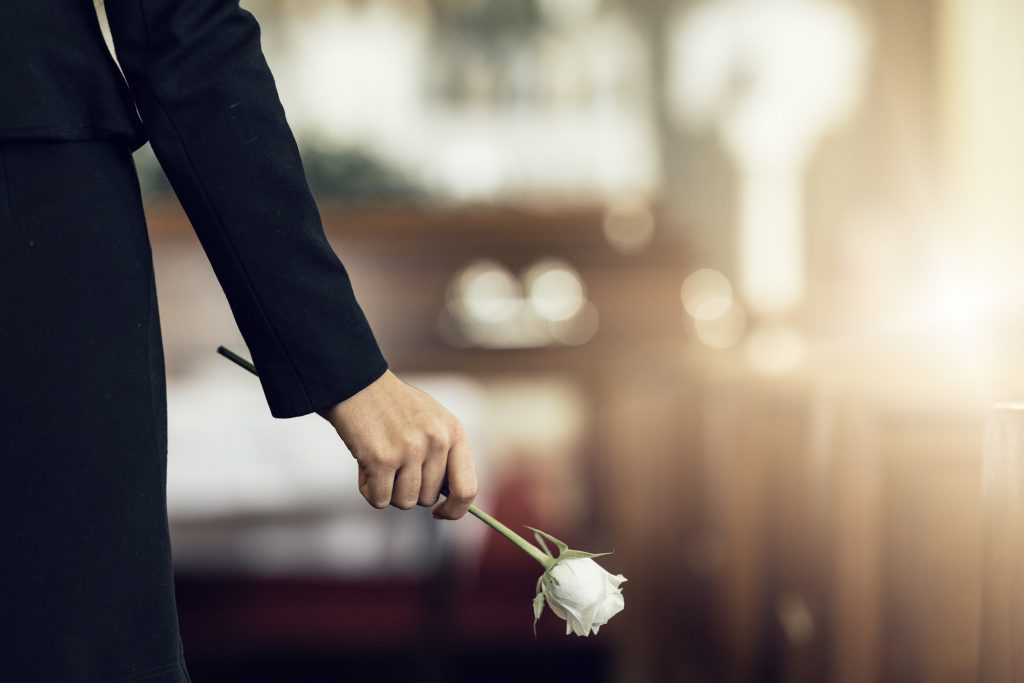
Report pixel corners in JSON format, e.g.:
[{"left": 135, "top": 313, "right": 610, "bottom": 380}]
[
  {"left": 357, "top": 463, "right": 370, "bottom": 501},
  {"left": 431, "top": 479, "right": 451, "bottom": 518},
  {"left": 431, "top": 438, "right": 477, "bottom": 520}
]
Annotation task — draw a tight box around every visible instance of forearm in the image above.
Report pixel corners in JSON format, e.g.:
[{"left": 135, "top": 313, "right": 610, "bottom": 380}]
[{"left": 106, "top": 0, "right": 388, "bottom": 417}]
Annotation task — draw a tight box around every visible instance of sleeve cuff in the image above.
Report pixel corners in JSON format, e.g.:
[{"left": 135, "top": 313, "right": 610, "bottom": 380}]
[{"left": 257, "top": 346, "right": 390, "bottom": 419}]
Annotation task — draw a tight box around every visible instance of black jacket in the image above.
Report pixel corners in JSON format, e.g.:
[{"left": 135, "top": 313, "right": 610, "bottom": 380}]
[{"left": 0, "top": 0, "right": 389, "bottom": 418}]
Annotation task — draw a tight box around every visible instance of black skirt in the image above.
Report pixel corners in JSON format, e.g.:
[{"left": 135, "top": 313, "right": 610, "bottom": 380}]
[{"left": 0, "top": 138, "right": 191, "bottom": 682}]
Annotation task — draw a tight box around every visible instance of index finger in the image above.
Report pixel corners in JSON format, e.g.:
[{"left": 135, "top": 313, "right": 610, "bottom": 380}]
[
  {"left": 432, "top": 437, "right": 477, "bottom": 520},
  {"left": 359, "top": 461, "right": 396, "bottom": 509}
]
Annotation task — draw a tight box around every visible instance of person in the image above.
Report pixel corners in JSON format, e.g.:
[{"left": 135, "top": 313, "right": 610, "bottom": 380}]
[{"left": 0, "top": 0, "right": 478, "bottom": 680}]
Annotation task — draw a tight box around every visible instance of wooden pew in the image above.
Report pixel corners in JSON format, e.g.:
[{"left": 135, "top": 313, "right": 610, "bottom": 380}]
[{"left": 980, "top": 404, "right": 1024, "bottom": 682}]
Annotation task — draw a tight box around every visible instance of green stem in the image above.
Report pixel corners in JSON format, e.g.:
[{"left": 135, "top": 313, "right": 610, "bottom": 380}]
[
  {"left": 216, "top": 346, "right": 554, "bottom": 569},
  {"left": 467, "top": 504, "right": 554, "bottom": 570}
]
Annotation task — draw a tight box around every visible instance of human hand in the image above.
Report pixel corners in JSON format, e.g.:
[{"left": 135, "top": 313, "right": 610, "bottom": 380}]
[{"left": 318, "top": 370, "right": 478, "bottom": 519}]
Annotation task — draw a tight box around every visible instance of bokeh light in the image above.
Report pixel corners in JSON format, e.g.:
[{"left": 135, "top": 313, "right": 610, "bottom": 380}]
[
  {"left": 448, "top": 259, "right": 523, "bottom": 323},
  {"left": 603, "top": 196, "right": 655, "bottom": 254},
  {"left": 681, "top": 268, "right": 733, "bottom": 321},
  {"left": 525, "top": 258, "right": 586, "bottom": 322},
  {"left": 694, "top": 301, "right": 746, "bottom": 349}
]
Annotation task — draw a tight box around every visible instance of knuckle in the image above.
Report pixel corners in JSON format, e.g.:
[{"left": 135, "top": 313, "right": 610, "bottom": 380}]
[
  {"left": 371, "top": 453, "right": 401, "bottom": 472},
  {"left": 368, "top": 497, "right": 390, "bottom": 510},
  {"left": 453, "top": 486, "right": 477, "bottom": 503},
  {"left": 422, "top": 423, "right": 448, "bottom": 450},
  {"left": 401, "top": 433, "right": 424, "bottom": 456},
  {"left": 449, "top": 419, "right": 466, "bottom": 442},
  {"left": 393, "top": 498, "right": 417, "bottom": 510}
]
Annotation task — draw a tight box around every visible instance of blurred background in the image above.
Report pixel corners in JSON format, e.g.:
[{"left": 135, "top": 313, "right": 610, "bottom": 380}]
[{"left": 97, "top": 0, "right": 1024, "bottom": 680}]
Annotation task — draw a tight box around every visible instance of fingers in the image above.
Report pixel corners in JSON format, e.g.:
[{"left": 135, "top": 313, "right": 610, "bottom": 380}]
[
  {"left": 418, "top": 427, "right": 452, "bottom": 507},
  {"left": 359, "top": 461, "right": 396, "bottom": 509},
  {"left": 418, "top": 453, "right": 447, "bottom": 507},
  {"left": 432, "top": 437, "right": 478, "bottom": 520},
  {"left": 341, "top": 379, "right": 473, "bottom": 516},
  {"left": 390, "top": 465, "right": 421, "bottom": 510},
  {"left": 356, "top": 427, "right": 449, "bottom": 510}
]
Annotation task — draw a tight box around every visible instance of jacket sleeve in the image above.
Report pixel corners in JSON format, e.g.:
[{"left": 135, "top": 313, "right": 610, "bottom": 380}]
[{"left": 103, "top": 0, "right": 389, "bottom": 418}]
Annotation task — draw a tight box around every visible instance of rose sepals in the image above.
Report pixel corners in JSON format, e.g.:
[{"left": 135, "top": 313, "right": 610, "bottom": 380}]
[
  {"left": 524, "top": 526, "right": 569, "bottom": 554},
  {"left": 533, "top": 531, "right": 555, "bottom": 558},
  {"left": 557, "top": 549, "right": 614, "bottom": 561}
]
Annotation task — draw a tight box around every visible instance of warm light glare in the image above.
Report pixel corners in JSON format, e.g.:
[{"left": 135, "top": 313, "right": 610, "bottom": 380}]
[
  {"left": 694, "top": 302, "right": 746, "bottom": 349},
  {"left": 668, "top": 0, "right": 869, "bottom": 317},
  {"left": 525, "top": 259, "right": 586, "bottom": 322},
  {"left": 550, "top": 301, "right": 600, "bottom": 346},
  {"left": 744, "top": 324, "right": 806, "bottom": 376},
  {"left": 681, "top": 269, "right": 733, "bottom": 321},
  {"left": 603, "top": 197, "right": 655, "bottom": 254},
  {"left": 450, "top": 259, "right": 523, "bottom": 323},
  {"left": 928, "top": 280, "right": 987, "bottom": 337},
  {"left": 444, "top": 258, "right": 597, "bottom": 349},
  {"left": 738, "top": 171, "right": 804, "bottom": 316}
]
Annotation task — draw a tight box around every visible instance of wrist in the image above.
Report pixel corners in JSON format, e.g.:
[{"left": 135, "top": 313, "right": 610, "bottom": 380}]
[{"left": 316, "top": 366, "right": 392, "bottom": 422}]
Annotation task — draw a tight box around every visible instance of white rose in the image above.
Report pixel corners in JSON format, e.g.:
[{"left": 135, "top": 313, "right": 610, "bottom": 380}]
[{"left": 537, "top": 557, "right": 627, "bottom": 636}]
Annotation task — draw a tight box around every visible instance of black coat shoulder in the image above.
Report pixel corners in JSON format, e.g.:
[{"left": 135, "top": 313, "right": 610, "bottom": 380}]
[{"left": 0, "top": 0, "right": 147, "bottom": 149}]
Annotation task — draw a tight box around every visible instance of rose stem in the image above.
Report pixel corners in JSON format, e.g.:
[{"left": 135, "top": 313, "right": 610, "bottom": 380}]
[
  {"left": 216, "top": 346, "right": 555, "bottom": 570},
  {"left": 217, "top": 346, "right": 258, "bottom": 375},
  {"left": 451, "top": 488, "right": 553, "bottom": 569}
]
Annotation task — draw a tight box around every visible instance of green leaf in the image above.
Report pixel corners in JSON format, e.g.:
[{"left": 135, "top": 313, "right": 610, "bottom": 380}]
[
  {"left": 533, "top": 592, "right": 546, "bottom": 638},
  {"left": 524, "top": 526, "right": 568, "bottom": 554},
  {"left": 557, "top": 549, "right": 614, "bottom": 561}
]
